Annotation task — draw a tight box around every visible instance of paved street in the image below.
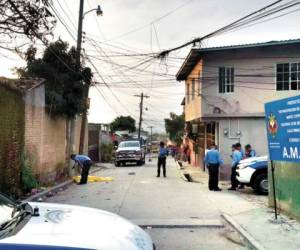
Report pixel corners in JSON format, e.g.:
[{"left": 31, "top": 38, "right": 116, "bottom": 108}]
[{"left": 44, "top": 158, "right": 270, "bottom": 249}]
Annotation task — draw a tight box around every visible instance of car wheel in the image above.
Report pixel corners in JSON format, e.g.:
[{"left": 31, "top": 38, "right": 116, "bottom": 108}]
[
  {"left": 253, "top": 173, "right": 268, "bottom": 195},
  {"left": 137, "top": 160, "right": 142, "bottom": 166},
  {"left": 115, "top": 161, "right": 121, "bottom": 167}
]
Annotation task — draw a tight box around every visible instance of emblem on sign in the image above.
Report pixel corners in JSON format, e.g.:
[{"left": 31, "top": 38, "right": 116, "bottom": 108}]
[{"left": 268, "top": 113, "right": 278, "bottom": 138}]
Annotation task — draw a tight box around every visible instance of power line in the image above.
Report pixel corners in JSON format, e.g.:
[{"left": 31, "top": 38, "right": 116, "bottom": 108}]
[
  {"left": 98, "top": 0, "right": 194, "bottom": 43},
  {"left": 157, "top": 0, "right": 300, "bottom": 58}
]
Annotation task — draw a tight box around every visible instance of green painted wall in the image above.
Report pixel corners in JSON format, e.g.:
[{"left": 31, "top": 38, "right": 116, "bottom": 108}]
[
  {"left": 0, "top": 86, "right": 25, "bottom": 197},
  {"left": 269, "top": 161, "right": 300, "bottom": 220}
]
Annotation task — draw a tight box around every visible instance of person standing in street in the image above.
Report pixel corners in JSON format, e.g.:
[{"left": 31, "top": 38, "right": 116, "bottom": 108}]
[
  {"left": 205, "top": 144, "right": 223, "bottom": 191},
  {"left": 228, "top": 143, "right": 243, "bottom": 191},
  {"left": 157, "top": 141, "right": 168, "bottom": 178},
  {"left": 71, "top": 154, "right": 92, "bottom": 185}
]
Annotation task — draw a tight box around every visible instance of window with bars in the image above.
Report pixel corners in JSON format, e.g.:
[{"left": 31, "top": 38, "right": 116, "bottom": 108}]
[
  {"left": 277, "top": 63, "right": 300, "bottom": 91},
  {"left": 219, "top": 67, "right": 234, "bottom": 93}
]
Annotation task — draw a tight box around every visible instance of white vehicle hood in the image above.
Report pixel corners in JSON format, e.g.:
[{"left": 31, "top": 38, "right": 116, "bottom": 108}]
[
  {"left": 238, "top": 155, "right": 268, "bottom": 165},
  {"left": 116, "top": 147, "right": 140, "bottom": 152},
  {"left": 1, "top": 202, "right": 153, "bottom": 250}
]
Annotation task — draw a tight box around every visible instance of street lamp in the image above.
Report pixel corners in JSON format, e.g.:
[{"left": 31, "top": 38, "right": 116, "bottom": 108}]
[
  {"left": 83, "top": 5, "right": 103, "bottom": 19},
  {"left": 77, "top": 2, "right": 103, "bottom": 154},
  {"left": 96, "top": 5, "right": 103, "bottom": 16}
]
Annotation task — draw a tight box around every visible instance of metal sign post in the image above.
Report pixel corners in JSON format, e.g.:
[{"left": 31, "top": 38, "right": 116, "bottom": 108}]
[
  {"left": 265, "top": 95, "right": 300, "bottom": 220},
  {"left": 270, "top": 160, "right": 277, "bottom": 220}
]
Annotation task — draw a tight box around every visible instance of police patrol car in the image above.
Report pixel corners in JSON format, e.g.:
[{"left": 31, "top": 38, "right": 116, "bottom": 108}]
[
  {"left": 236, "top": 156, "right": 268, "bottom": 195},
  {"left": 0, "top": 193, "right": 155, "bottom": 250}
]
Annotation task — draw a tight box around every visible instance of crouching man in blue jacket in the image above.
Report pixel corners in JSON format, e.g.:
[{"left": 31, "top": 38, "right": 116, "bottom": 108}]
[{"left": 71, "top": 154, "right": 92, "bottom": 185}]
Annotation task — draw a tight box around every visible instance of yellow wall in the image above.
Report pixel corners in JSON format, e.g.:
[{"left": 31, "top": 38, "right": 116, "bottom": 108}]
[{"left": 185, "top": 60, "right": 203, "bottom": 121}]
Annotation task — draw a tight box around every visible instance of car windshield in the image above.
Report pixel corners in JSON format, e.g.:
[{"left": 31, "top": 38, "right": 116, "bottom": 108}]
[
  {"left": 119, "top": 141, "right": 140, "bottom": 148},
  {"left": 0, "top": 194, "right": 17, "bottom": 226}
]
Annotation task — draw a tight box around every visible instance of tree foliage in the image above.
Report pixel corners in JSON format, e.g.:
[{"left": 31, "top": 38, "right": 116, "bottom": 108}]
[
  {"left": 164, "top": 113, "right": 185, "bottom": 146},
  {"left": 17, "top": 40, "right": 92, "bottom": 118},
  {"left": 0, "top": 0, "right": 55, "bottom": 51},
  {"left": 110, "top": 116, "right": 136, "bottom": 133}
]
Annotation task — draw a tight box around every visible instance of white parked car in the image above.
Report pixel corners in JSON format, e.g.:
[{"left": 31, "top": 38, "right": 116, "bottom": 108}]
[
  {"left": 236, "top": 156, "right": 268, "bottom": 195},
  {"left": 0, "top": 193, "right": 155, "bottom": 250}
]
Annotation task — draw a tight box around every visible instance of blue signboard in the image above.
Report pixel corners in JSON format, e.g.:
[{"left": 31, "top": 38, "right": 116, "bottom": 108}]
[{"left": 265, "top": 95, "right": 300, "bottom": 163}]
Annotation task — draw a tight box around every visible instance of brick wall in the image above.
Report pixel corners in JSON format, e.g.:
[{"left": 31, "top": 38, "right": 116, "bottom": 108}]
[
  {"left": 24, "top": 85, "right": 67, "bottom": 184},
  {"left": 24, "top": 85, "right": 87, "bottom": 184},
  {"left": 0, "top": 86, "right": 24, "bottom": 196}
]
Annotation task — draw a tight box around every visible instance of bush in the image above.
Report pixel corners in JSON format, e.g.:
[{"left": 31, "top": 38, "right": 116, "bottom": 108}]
[
  {"left": 100, "top": 143, "right": 114, "bottom": 162},
  {"left": 21, "top": 153, "right": 37, "bottom": 192}
]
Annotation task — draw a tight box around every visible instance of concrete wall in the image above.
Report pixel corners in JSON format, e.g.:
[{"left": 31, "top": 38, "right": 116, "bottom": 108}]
[
  {"left": 269, "top": 161, "right": 300, "bottom": 220},
  {"left": 24, "top": 85, "right": 87, "bottom": 184},
  {"left": 201, "top": 45, "right": 300, "bottom": 116},
  {"left": 24, "top": 85, "right": 67, "bottom": 183},
  {"left": 217, "top": 118, "right": 267, "bottom": 179}
]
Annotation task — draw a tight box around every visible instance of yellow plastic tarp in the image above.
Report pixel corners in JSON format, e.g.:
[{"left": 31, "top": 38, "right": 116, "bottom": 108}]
[{"left": 73, "top": 175, "right": 114, "bottom": 183}]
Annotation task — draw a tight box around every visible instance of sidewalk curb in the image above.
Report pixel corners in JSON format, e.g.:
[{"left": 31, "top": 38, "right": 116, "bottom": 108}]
[
  {"left": 175, "top": 161, "right": 188, "bottom": 182},
  {"left": 24, "top": 167, "right": 103, "bottom": 202},
  {"left": 133, "top": 219, "right": 224, "bottom": 229},
  {"left": 221, "top": 213, "right": 266, "bottom": 250}
]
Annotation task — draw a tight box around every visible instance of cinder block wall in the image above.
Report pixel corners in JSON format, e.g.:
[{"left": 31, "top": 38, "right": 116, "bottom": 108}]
[
  {"left": 24, "top": 85, "right": 67, "bottom": 184},
  {"left": 269, "top": 162, "right": 300, "bottom": 220},
  {"left": 0, "top": 86, "right": 24, "bottom": 196}
]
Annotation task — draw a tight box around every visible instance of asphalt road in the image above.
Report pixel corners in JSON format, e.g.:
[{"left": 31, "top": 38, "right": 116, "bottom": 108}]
[{"left": 46, "top": 158, "right": 250, "bottom": 250}]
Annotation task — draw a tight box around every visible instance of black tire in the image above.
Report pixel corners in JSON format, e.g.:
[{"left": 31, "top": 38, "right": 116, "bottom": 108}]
[
  {"left": 137, "top": 160, "right": 142, "bottom": 166},
  {"left": 115, "top": 161, "right": 120, "bottom": 167},
  {"left": 253, "top": 173, "right": 268, "bottom": 195}
]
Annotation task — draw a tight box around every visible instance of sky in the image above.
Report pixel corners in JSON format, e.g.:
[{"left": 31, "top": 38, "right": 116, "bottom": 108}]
[{"left": 1, "top": 0, "right": 300, "bottom": 133}]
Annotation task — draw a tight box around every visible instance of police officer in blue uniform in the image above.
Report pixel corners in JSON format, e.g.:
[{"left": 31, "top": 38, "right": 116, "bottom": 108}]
[
  {"left": 205, "top": 144, "right": 223, "bottom": 191},
  {"left": 228, "top": 144, "right": 243, "bottom": 190},
  {"left": 157, "top": 141, "right": 168, "bottom": 178}
]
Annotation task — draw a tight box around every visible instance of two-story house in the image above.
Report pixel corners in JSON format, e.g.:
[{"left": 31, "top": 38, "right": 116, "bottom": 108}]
[{"left": 176, "top": 39, "right": 300, "bottom": 179}]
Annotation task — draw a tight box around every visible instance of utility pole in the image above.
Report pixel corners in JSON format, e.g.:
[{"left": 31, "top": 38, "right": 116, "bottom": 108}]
[
  {"left": 77, "top": 3, "right": 103, "bottom": 154},
  {"left": 77, "top": 0, "right": 86, "bottom": 155},
  {"left": 148, "top": 126, "right": 153, "bottom": 162},
  {"left": 68, "top": 0, "right": 85, "bottom": 175},
  {"left": 134, "top": 93, "right": 150, "bottom": 139}
]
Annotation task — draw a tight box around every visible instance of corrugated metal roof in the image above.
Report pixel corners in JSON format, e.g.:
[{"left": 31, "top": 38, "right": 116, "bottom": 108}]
[
  {"left": 176, "top": 38, "right": 300, "bottom": 81},
  {"left": 196, "top": 38, "right": 300, "bottom": 52}
]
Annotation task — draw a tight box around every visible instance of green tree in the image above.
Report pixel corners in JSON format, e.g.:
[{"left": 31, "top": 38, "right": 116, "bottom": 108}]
[
  {"left": 17, "top": 40, "right": 92, "bottom": 118},
  {"left": 110, "top": 116, "right": 136, "bottom": 132},
  {"left": 164, "top": 113, "right": 185, "bottom": 146}
]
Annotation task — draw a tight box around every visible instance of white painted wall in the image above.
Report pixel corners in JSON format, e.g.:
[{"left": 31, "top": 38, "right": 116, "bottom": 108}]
[{"left": 200, "top": 45, "right": 300, "bottom": 115}]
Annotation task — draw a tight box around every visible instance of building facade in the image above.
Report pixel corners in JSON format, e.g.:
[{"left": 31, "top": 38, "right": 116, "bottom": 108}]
[{"left": 177, "top": 39, "right": 300, "bottom": 179}]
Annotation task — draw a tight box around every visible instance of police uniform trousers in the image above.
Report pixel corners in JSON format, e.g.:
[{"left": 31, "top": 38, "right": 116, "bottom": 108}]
[
  {"left": 80, "top": 160, "right": 92, "bottom": 184},
  {"left": 208, "top": 163, "right": 220, "bottom": 190},
  {"left": 157, "top": 157, "right": 166, "bottom": 177}
]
